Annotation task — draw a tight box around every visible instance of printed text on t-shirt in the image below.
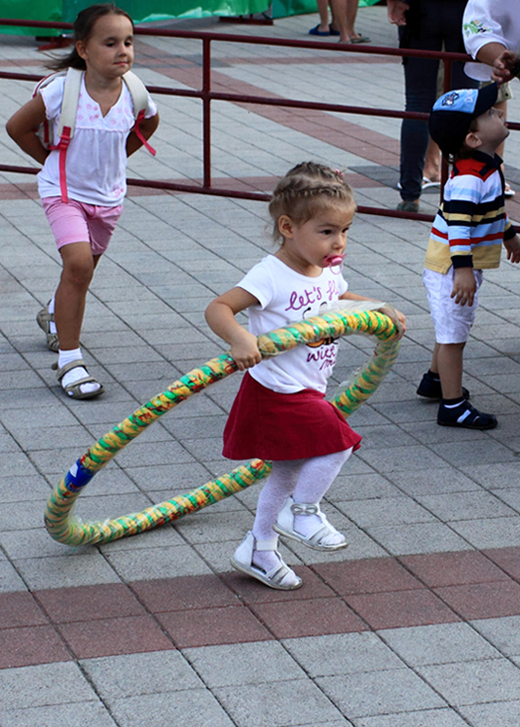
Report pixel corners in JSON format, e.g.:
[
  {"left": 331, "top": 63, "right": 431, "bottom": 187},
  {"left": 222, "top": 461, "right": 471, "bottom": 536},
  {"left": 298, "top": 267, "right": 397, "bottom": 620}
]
[{"left": 285, "top": 280, "right": 341, "bottom": 313}]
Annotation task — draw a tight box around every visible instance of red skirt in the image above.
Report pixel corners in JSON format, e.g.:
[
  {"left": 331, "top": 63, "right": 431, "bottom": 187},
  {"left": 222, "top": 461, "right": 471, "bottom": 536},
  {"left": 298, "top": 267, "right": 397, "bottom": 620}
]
[{"left": 223, "top": 372, "right": 362, "bottom": 461}]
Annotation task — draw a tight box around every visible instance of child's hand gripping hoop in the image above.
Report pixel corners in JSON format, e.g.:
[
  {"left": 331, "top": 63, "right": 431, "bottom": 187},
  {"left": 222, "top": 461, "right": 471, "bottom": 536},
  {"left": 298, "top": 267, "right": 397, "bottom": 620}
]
[{"left": 44, "top": 308, "right": 402, "bottom": 546}]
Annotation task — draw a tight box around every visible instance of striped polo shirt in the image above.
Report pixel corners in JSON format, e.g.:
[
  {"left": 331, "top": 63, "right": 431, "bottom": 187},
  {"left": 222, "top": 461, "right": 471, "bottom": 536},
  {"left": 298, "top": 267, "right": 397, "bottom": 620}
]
[{"left": 424, "top": 151, "right": 516, "bottom": 274}]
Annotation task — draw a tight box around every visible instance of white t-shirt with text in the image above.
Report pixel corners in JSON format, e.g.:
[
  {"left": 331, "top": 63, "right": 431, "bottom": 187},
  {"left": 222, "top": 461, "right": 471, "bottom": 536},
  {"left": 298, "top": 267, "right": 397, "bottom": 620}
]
[{"left": 237, "top": 255, "right": 348, "bottom": 394}]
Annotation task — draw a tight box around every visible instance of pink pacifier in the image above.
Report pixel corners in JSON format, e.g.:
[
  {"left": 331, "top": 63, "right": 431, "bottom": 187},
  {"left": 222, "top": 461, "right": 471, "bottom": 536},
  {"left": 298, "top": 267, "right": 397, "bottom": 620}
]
[{"left": 323, "top": 253, "right": 345, "bottom": 272}]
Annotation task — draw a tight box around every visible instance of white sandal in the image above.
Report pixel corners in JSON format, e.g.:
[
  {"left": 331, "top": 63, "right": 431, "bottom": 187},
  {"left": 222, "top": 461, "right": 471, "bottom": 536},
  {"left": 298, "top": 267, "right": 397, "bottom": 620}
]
[
  {"left": 231, "top": 531, "right": 302, "bottom": 590},
  {"left": 274, "top": 497, "right": 348, "bottom": 551},
  {"left": 52, "top": 358, "right": 105, "bottom": 400},
  {"left": 36, "top": 301, "right": 59, "bottom": 352}
]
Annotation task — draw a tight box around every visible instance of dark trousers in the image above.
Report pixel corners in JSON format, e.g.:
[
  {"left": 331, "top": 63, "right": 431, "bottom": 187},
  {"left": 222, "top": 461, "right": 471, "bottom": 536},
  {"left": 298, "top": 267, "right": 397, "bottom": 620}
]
[{"left": 399, "top": 0, "right": 478, "bottom": 201}]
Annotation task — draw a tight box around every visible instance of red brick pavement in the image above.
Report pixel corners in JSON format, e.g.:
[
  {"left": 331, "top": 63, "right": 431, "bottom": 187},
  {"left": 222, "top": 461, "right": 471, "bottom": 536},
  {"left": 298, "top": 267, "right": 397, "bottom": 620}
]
[{"left": 3, "top": 547, "right": 520, "bottom": 670}]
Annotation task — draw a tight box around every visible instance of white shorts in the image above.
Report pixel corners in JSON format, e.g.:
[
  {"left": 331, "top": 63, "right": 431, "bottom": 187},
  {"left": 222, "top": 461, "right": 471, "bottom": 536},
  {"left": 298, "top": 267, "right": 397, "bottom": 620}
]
[{"left": 423, "top": 266, "right": 483, "bottom": 344}]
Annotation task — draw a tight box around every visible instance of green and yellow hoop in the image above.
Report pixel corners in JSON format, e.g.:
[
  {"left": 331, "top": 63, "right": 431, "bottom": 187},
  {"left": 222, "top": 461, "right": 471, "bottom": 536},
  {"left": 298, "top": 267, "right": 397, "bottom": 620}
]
[{"left": 45, "top": 308, "right": 401, "bottom": 546}]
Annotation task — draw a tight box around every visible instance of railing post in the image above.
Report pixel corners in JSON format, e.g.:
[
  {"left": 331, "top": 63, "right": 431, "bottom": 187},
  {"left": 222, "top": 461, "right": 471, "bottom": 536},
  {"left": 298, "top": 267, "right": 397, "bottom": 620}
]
[{"left": 202, "top": 37, "right": 211, "bottom": 189}]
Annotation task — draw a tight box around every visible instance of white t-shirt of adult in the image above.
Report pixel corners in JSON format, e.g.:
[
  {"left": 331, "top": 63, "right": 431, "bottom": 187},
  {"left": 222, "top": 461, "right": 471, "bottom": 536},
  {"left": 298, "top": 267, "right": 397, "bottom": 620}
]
[
  {"left": 463, "top": 0, "right": 520, "bottom": 82},
  {"left": 237, "top": 255, "right": 348, "bottom": 395},
  {"left": 37, "top": 74, "right": 158, "bottom": 206}
]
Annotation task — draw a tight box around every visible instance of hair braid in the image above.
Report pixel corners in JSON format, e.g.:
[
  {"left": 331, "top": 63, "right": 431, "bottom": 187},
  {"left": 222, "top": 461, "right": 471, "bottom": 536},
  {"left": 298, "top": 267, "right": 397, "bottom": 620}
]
[{"left": 269, "top": 161, "right": 356, "bottom": 242}]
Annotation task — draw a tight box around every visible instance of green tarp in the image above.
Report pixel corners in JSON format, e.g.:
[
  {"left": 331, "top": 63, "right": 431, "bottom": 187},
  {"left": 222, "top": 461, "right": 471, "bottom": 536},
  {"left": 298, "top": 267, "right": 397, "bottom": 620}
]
[
  {"left": 0, "top": 0, "right": 381, "bottom": 30},
  {"left": 63, "top": 0, "right": 269, "bottom": 22},
  {"left": 273, "top": 0, "right": 379, "bottom": 19},
  {"left": 0, "top": 0, "right": 62, "bottom": 35}
]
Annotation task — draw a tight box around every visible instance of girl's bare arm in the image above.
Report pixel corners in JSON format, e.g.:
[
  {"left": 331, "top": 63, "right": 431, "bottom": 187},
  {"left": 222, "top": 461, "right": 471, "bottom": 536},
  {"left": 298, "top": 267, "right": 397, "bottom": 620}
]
[
  {"left": 6, "top": 95, "right": 50, "bottom": 165},
  {"left": 126, "top": 112, "right": 160, "bottom": 156},
  {"left": 205, "top": 287, "right": 262, "bottom": 370}
]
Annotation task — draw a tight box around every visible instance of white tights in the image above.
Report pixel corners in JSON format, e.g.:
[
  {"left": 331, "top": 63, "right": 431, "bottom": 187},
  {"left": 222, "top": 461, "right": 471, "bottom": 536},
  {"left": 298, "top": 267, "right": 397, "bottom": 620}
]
[{"left": 251, "top": 448, "right": 352, "bottom": 571}]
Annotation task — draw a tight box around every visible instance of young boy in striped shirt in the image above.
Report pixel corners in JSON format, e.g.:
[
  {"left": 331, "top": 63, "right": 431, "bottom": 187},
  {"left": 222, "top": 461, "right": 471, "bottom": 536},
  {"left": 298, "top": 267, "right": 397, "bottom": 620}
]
[{"left": 417, "top": 83, "right": 520, "bottom": 429}]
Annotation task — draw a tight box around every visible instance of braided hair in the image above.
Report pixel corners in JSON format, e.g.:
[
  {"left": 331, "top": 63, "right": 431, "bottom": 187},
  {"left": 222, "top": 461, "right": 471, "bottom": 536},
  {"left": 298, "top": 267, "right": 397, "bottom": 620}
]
[{"left": 269, "top": 162, "right": 356, "bottom": 243}]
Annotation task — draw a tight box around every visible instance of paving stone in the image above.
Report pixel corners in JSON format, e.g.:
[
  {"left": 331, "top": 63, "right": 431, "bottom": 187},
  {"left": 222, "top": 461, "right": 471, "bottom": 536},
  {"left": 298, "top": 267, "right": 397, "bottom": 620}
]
[
  {"left": 282, "top": 632, "right": 405, "bottom": 677},
  {"left": 12, "top": 553, "right": 122, "bottom": 590},
  {"left": 82, "top": 651, "right": 204, "bottom": 700},
  {"left": 471, "top": 616, "right": 520, "bottom": 658},
  {"left": 353, "top": 708, "right": 471, "bottom": 727},
  {"left": 417, "top": 658, "right": 520, "bottom": 705},
  {"left": 318, "top": 668, "right": 445, "bottom": 718},
  {"left": 109, "top": 690, "right": 236, "bottom": 727},
  {"left": 378, "top": 622, "right": 501, "bottom": 666},
  {"left": 183, "top": 640, "right": 307, "bottom": 687},
  {"left": 0, "top": 701, "right": 118, "bottom": 727},
  {"left": 458, "top": 701, "right": 520, "bottom": 727},
  {"left": 0, "top": 662, "right": 97, "bottom": 709},
  {"left": 214, "top": 679, "right": 345, "bottom": 727}
]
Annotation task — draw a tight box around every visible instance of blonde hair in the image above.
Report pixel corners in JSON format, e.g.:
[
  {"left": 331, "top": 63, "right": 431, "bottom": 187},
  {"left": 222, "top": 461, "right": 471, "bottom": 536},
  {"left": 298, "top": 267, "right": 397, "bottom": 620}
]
[{"left": 269, "top": 161, "right": 356, "bottom": 243}]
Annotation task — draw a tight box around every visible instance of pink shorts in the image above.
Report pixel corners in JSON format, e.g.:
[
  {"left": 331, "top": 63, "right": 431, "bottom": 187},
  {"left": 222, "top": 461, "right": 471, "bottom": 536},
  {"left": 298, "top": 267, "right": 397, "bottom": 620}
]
[{"left": 42, "top": 197, "right": 123, "bottom": 255}]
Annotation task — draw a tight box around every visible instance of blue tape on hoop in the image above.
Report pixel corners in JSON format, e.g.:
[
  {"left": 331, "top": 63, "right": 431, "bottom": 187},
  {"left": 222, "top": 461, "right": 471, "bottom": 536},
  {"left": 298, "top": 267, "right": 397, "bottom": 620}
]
[{"left": 64, "top": 460, "right": 95, "bottom": 492}]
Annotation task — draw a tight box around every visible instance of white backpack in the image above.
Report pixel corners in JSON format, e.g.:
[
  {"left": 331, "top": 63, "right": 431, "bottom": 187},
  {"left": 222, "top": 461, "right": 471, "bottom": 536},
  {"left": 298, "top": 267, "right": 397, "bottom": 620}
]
[{"left": 33, "top": 67, "right": 156, "bottom": 202}]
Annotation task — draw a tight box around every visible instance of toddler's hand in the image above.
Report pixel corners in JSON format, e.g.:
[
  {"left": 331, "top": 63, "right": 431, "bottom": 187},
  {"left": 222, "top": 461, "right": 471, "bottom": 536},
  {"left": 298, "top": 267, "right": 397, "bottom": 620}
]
[
  {"left": 504, "top": 234, "right": 520, "bottom": 264},
  {"left": 451, "top": 268, "right": 476, "bottom": 306},
  {"left": 230, "top": 329, "right": 262, "bottom": 371}
]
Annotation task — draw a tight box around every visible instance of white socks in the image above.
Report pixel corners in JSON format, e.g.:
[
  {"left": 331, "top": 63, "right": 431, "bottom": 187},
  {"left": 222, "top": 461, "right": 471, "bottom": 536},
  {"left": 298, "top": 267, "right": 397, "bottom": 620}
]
[
  {"left": 251, "top": 449, "right": 352, "bottom": 570},
  {"left": 252, "top": 460, "right": 302, "bottom": 573},
  {"left": 292, "top": 450, "right": 352, "bottom": 544},
  {"left": 58, "top": 347, "right": 100, "bottom": 396}
]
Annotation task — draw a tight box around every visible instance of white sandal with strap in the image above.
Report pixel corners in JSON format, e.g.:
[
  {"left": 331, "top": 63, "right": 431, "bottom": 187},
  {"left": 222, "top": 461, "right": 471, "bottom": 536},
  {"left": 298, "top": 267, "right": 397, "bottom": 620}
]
[
  {"left": 231, "top": 531, "right": 302, "bottom": 590},
  {"left": 274, "top": 496, "right": 348, "bottom": 551},
  {"left": 36, "top": 301, "right": 59, "bottom": 352},
  {"left": 52, "top": 358, "right": 105, "bottom": 400}
]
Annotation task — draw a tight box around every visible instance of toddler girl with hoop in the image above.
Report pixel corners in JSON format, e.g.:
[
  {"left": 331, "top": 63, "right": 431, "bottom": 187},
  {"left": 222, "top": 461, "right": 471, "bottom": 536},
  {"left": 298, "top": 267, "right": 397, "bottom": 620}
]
[
  {"left": 6, "top": 2, "right": 159, "bottom": 399},
  {"left": 206, "top": 162, "right": 406, "bottom": 590}
]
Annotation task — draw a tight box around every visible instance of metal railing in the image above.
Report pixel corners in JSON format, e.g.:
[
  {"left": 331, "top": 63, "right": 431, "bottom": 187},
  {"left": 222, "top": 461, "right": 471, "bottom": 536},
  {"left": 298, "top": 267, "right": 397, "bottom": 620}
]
[{"left": 0, "top": 17, "right": 513, "bottom": 222}]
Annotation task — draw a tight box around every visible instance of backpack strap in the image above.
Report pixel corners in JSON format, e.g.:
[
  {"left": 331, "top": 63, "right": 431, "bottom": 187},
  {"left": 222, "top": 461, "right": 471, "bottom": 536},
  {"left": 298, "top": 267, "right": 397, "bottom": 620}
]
[
  {"left": 49, "top": 68, "right": 83, "bottom": 203},
  {"left": 122, "top": 70, "right": 156, "bottom": 156},
  {"left": 56, "top": 67, "right": 83, "bottom": 141}
]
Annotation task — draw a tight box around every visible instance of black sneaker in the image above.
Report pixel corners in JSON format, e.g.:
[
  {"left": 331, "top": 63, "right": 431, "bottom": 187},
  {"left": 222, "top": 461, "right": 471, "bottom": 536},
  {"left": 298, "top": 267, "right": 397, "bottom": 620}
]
[
  {"left": 417, "top": 371, "right": 470, "bottom": 401},
  {"left": 437, "top": 401, "right": 497, "bottom": 430}
]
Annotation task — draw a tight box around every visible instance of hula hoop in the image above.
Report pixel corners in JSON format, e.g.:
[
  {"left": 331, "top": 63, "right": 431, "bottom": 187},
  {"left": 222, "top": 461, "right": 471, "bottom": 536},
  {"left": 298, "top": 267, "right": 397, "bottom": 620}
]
[{"left": 45, "top": 309, "right": 401, "bottom": 546}]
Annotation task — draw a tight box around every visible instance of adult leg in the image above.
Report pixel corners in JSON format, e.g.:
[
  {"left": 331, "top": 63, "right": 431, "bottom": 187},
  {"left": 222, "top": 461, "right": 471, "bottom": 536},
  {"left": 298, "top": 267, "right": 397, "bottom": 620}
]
[
  {"left": 423, "top": 138, "right": 441, "bottom": 184},
  {"left": 399, "top": 54, "right": 439, "bottom": 203},
  {"left": 316, "top": 0, "right": 330, "bottom": 34},
  {"left": 329, "top": 0, "right": 348, "bottom": 42},
  {"left": 398, "top": 0, "right": 446, "bottom": 205},
  {"left": 345, "top": 0, "right": 363, "bottom": 42}
]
